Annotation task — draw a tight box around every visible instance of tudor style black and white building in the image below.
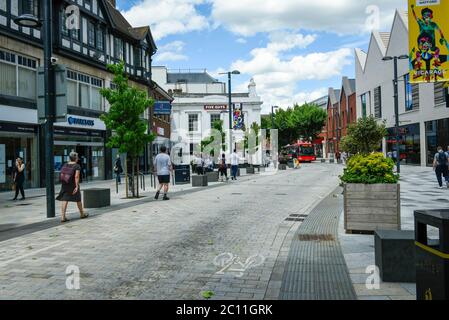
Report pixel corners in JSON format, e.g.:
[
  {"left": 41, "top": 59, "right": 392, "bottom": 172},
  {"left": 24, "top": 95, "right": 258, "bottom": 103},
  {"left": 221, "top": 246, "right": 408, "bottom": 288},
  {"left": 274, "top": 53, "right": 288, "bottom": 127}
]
[{"left": 0, "top": 0, "right": 160, "bottom": 191}]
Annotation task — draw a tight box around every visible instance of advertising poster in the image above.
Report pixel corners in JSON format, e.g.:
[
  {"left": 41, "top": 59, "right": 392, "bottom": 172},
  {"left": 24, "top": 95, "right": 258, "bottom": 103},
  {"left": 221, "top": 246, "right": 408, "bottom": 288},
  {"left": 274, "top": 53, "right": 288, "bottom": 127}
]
[
  {"left": 409, "top": 0, "right": 449, "bottom": 83},
  {"left": 233, "top": 103, "right": 245, "bottom": 130}
]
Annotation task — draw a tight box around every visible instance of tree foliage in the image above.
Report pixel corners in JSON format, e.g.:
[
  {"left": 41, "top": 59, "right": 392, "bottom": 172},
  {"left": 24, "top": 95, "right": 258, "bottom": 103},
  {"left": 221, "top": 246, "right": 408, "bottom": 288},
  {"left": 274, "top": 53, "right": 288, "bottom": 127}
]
[
  {"left": 340, "top": 116, "right": 387, "bottom": 155},
  {"left": 200, "top": 120, "right": 226, "bottom": 156},
  {"left": 273, "top": 103, "right": 327, "bottom": 146},
  {"left": 99, "top": 62, "right": 155, "bottom": 158},
  {"left": 340, "top": 153, "right": 399, "bottom": 184}
]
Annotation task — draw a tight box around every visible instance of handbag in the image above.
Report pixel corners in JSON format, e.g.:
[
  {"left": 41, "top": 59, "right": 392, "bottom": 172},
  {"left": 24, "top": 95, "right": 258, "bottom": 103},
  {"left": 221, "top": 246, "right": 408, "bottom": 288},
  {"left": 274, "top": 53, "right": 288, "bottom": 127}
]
[{"left": 11, "top": 182, "right": 16, "bottom": 191}]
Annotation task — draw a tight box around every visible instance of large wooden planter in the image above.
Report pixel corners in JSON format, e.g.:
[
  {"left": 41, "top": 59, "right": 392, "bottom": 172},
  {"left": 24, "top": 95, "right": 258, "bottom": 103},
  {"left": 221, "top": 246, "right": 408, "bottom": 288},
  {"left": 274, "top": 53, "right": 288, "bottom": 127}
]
[{"left": 344, "top": 183, "right": 401, "bottom": 233}]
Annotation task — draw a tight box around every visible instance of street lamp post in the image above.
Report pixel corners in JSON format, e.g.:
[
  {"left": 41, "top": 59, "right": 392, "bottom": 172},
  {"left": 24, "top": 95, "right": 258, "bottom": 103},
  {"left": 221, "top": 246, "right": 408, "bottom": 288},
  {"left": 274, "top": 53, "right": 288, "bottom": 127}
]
[
  {"left": 382, "top": 55, "right": 409, "bottom": 174},
  {"left": 15, "top": 0, "right": 55, "bottom": 218},
  {"left": 220, "top": 70, "right": 240, "bottom": 154}
]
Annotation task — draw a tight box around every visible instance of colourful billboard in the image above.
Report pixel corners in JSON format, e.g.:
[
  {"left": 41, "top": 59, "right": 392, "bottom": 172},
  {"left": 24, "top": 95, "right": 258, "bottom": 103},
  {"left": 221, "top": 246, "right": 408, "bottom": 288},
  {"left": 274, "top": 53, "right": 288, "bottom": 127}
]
[{"left": 409, "top": 0, "right": 449, "bottom": 83}]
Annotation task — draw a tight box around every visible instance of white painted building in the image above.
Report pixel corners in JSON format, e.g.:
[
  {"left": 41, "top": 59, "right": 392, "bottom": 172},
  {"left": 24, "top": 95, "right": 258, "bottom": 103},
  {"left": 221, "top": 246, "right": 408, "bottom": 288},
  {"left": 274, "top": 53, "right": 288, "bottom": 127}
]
[
  {"left": 152, "top": 67, "right": 263, "bottom": 164},
  {"left": 355, "top": 10, "right": 449, "bottom": 167}
]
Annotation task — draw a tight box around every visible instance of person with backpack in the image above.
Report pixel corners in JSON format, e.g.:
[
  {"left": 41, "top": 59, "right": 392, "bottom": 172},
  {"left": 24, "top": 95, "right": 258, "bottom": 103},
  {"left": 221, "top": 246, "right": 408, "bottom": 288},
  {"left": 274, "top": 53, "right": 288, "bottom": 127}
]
[
  {"left": 219, "top": 153, "right": 229, "bottom": 182},
  {"left": 56, "top": 151, "right": 88, "bottom": 223},
  {"left": 433, "top": 146, "right": 449, "bottom": 189}
]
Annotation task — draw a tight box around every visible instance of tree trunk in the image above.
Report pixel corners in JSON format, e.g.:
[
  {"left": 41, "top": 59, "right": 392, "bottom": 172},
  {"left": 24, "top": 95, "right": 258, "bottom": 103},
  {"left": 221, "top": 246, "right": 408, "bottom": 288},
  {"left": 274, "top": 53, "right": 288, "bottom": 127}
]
[
  {"left": 131, "top": 158, "right": 136, "bottom": 198},
  {"left": 125, "top": 157, "right": 129, "bottom": 198},
  {"left": 136, "top": 157, "right": 140, "bottom": 198}
]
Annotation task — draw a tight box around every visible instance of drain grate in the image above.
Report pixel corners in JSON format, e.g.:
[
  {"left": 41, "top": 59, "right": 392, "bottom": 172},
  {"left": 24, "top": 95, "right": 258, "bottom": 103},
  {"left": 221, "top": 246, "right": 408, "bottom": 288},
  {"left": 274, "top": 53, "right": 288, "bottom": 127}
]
[
  {"left": 16, "top": 203, "right": 32, "bottom": 206},
  {"left": 285, "top": 217, "right": 304, "bottom": 222},
  {"left": 275, "top": 193, "right": 288, "bottom": 196},
  {"left": 298, "top": 234, "right": 335, "bottom": 242}
]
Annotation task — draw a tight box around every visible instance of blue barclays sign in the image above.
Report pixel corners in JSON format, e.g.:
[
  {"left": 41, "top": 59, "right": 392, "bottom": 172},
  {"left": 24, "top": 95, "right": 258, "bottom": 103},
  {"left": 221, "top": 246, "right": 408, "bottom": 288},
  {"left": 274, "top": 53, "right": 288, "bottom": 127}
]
[
  {"left": 154, "top": 101, "right": 172, "bottom": 115},
  {"left": 67, "top": 116, "right": 95, "bottom": 127}
]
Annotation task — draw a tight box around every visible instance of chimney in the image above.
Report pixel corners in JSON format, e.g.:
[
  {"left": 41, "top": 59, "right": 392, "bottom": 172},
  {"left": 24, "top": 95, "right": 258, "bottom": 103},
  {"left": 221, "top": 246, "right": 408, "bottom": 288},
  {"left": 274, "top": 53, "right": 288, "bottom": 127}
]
[{"left": 108, "top": 0, "right": 116, "bottom": 8}]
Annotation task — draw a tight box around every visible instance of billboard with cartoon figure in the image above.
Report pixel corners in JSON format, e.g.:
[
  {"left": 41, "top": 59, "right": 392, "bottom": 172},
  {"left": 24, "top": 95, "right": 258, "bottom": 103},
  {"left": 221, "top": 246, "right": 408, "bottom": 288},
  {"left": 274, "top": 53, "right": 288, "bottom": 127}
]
[
  {"left": 233, "top": 103, "right": 245, "bottom": 130},
  {"left": 409, "top": 0, "right": 449, "bottom": 83}
]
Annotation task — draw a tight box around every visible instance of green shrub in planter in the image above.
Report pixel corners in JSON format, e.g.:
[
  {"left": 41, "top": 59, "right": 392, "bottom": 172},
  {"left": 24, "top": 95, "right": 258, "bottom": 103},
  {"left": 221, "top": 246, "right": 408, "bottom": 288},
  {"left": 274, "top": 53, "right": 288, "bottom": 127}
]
[{"left": 340, "top": 153, "right": 399, "bottom": 184}]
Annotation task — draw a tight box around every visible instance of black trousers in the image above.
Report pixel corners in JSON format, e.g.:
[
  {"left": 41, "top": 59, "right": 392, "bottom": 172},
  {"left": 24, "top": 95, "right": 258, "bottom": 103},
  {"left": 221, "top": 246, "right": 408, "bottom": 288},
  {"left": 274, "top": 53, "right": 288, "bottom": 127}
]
[
  {"left": 436, "top": 165, "right": 449, "bottom": 187},
  {"left": 15, "top": 181, "right": 25, "bottom": 199}
]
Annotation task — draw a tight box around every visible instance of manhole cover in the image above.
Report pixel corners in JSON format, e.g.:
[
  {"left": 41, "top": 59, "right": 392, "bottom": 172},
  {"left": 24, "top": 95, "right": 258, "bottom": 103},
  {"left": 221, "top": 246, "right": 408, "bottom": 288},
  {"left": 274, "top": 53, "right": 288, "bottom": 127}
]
[
  {"left": 299, "top": 234, "right": 335, "bottom": 241},
  {"left": 285, "top": 218, "right": 304, "bottom": 222},
  {"left": 275, "top": 193, "right": 288, "bottom": 196},
  {"left": 231, "top": 193, "right": 242, "bottom": 195}
]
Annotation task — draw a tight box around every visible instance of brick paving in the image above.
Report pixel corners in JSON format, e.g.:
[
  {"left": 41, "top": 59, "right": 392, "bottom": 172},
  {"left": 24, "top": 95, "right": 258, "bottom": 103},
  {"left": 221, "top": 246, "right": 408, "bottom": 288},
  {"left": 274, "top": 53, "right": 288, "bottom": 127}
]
[{"left": 0, "top": 163, "right": 343, "bottom": 300}]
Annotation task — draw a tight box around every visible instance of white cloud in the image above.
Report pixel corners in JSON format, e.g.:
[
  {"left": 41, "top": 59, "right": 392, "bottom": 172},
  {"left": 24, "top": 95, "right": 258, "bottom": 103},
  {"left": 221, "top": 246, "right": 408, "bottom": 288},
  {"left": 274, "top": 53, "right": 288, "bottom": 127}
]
[
  {"left": 211, "top": 0, "right": 406, "bottom": 37},
  {"left": 121, "top": 0, "right": 209, "bottom": 40},
  {"left": 230, "top": 32, "right": 352, "bottom": 112},
  {"left": 154, "top": 41, "right": 189, "bottom": 62}
]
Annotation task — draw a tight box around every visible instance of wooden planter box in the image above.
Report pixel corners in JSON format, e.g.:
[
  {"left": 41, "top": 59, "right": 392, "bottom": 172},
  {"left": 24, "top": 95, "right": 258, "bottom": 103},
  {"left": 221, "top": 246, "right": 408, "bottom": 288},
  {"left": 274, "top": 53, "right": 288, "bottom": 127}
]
[
  {"left": 344, "top": 183, "right": 401, "bottom": 233},
  {"left": 192, "top": 175, "right": 208, "bottom": 187}
]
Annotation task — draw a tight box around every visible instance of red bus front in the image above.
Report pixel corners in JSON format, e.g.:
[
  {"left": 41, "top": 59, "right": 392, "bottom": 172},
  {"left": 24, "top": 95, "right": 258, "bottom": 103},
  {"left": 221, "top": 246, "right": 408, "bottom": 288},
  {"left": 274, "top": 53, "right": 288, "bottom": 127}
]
[{"left": 297, "top": 143, "right": 316, "bottom": 162}]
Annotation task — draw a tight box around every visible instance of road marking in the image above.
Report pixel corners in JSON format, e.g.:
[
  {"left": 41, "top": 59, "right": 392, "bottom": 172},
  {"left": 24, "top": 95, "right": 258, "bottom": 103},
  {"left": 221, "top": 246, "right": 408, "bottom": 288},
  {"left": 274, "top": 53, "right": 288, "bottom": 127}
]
[{"left": 0, "top": 241, "right": 69, "bottom": 268}]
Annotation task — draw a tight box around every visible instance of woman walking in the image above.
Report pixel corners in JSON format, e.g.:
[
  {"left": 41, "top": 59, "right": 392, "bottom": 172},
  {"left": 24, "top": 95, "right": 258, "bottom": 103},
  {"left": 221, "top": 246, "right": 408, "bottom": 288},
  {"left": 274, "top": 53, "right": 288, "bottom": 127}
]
[
  {"left": 13, "top": 157, "right": 25, "bottom": 200},
  {"left": 219, "top": 153, "right": 229, "bottom": 182},
  {"left": 56, "top": 152, "right": 88, "bottom": 223}
]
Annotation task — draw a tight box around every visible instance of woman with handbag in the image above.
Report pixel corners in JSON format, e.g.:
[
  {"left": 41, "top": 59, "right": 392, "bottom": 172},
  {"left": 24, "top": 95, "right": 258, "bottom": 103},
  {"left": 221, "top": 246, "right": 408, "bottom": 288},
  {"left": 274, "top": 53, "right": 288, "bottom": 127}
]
[
  {"left": 12, "top": 157, "right": 25, "bottom": 201},
  {"left": 56, "top": 151, "right": 89, "bottom": 223}
]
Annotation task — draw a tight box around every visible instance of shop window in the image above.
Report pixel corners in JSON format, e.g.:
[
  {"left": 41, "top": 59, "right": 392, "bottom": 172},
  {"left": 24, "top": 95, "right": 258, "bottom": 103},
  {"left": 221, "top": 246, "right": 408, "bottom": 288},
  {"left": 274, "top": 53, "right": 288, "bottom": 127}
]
[{"left": 0, "top": 49, "right": 37, "bottom": 100}]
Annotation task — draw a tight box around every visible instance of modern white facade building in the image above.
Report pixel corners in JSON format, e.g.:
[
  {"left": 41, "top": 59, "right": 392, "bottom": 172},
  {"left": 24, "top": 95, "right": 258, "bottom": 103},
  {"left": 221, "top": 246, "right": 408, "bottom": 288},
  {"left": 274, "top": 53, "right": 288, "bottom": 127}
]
[
  {"left": 356, "top": 10, "right": 449, "bottom": 167},
  {"left": 152, "top": 67, "right": 263, "bottom": 165}
]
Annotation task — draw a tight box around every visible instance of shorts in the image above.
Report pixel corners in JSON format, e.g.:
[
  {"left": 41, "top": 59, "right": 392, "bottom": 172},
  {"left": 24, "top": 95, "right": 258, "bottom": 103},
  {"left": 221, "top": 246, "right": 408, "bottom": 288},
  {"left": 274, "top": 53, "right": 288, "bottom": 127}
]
[{"left": 158, "top": 175, "right": 170, "bottom": 184}]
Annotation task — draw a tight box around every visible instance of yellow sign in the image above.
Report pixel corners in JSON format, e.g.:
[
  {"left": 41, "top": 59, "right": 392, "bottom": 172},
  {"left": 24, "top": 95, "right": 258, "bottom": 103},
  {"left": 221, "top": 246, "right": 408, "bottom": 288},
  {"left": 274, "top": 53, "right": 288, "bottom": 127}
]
[{"left": 409, "top": 0, "right": 449, "bottom": 83}]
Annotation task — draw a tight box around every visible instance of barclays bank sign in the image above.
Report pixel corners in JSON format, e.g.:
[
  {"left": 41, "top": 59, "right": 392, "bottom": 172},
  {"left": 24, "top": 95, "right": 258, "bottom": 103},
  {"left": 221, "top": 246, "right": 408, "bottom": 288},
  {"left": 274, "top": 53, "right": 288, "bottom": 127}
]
[{"left": 67, "top": 116, "right": 95, "bottom": 127}]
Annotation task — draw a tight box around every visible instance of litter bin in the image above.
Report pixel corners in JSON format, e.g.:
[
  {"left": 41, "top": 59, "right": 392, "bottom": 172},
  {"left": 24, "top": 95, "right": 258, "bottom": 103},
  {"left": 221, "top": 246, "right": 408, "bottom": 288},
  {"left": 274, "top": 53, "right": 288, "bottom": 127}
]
[
  {"left": 415, "top": 209, "right": 449, "bottom": 300},
  {"left": 174, "top": 165, "right": 190, "bottom": 185}
]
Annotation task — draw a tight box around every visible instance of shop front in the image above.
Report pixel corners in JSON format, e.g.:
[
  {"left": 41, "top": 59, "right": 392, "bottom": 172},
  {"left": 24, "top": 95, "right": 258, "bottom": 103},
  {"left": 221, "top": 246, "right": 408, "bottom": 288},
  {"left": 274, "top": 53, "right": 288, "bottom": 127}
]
[
  {"left": 425, "top": 118, "right": 449, "bottom": 166},
  {"left": 0, "top": 121, "right": 39, "bottom": 192},
  {"left": 53, "top": 115, "right": 108, "bottom": 183},
  {"left": 387, "top": 123, "right": 421, "bottom": 166}
]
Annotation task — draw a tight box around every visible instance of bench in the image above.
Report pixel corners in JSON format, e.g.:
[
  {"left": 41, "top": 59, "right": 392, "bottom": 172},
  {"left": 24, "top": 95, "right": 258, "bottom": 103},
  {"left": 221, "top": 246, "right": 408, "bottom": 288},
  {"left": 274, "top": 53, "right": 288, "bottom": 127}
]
[
  {"left": 374, "top": 230, "right": 416, "bottom": 283},
  {"left": 83, "top": 188, "right": 111, "bottom": 208},
  {"left": 192, "top": 175, "right": 208, "bottom": 187}
]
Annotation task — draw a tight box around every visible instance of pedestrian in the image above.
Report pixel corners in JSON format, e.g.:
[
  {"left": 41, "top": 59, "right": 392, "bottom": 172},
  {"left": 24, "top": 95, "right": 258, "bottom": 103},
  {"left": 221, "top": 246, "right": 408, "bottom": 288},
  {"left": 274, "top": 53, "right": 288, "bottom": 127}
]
[
  {"left": 219, "top": 153, "right": 229, "bottom": 182},
  {"left": 12, "top": 157, "right": 25, "bottom": 201},
  {"left": 114, "top": 154, "right": 123, "bottom": 184},
  {"left": 195, "top": 153, "right": 204, "bottom": 175},
  {"left": 230, "top": 149, "right": 239, "bottom": 180},
  {"left": 204, "top": 156, "right": 211, "bottom": 173},
  {"left": 433, "top": 146, "right": 449, "bottom": 189},
  {"left": 341, "top": 151, "right": 348, "bottom": 165},
  {"left": 154, "top": 145, "right": 173, "bottom": 201},
  {"left": 56, "top": 152, "right": 88, "bottom": 223}
]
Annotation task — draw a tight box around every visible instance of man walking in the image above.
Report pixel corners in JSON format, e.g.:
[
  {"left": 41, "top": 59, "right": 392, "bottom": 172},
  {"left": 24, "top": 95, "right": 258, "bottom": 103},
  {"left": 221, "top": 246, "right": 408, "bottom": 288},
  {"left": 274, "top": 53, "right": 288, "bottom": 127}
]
[
  {"left": 433, "top": 146, "right": 449, "bottom": 189},
  {"left": 230, "top": 149, "right": 239, "bottom": 181},
  {"left": 195, "top": 153, "right": 204, "bottom": 175},
  {"left": 154, "top": 146, "right": 173, "bottom": 201},
  {"left": 114, "top": 154, "right": 123, "bottom": 184}
]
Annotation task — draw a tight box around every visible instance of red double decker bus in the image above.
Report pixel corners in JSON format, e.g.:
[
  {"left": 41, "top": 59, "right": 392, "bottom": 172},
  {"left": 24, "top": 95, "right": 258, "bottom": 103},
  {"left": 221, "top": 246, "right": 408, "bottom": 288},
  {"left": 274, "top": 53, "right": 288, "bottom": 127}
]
[{"left": 281, "top": 141, "right": 317, "bottom": 163}]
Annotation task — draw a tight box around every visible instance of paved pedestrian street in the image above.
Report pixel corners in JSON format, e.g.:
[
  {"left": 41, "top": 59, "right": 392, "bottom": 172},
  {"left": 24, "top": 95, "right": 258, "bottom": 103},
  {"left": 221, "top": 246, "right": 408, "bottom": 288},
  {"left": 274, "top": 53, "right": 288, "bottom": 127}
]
[{"left": 0, "top": 164, "right": 343, "bottom": 300}]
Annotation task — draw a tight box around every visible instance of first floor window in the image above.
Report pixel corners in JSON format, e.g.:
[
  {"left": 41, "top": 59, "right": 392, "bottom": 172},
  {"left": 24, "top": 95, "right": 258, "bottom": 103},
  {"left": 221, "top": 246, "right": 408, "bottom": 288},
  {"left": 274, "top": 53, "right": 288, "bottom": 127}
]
[
  {"left": 0, "top": 49, "right": 37, "bottom": 100},
  {"left": 189, "top": 114, "right": 199, "bottom": 132},
  {"left": 66, "top": 70, "right": 103, "bottom": 111},
  {"left": 210, "top": 114, "right": 221, "bottom": 128}
]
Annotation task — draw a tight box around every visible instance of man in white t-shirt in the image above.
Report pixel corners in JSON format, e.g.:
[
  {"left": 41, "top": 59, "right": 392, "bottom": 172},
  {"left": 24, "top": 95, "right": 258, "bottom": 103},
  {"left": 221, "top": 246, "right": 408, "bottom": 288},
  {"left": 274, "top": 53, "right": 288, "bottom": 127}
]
[
  {"left": 230, "top": 149, "right": 239, "bottom": 180},
  {"left": 154, "top": 146, "right": 173, "bottom": 201}
]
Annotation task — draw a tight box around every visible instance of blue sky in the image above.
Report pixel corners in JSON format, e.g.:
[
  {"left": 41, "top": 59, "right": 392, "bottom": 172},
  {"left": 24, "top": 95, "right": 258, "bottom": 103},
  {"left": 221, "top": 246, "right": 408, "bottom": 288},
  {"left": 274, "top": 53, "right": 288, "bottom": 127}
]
[{"left": 116, "top": 0, "right": 407, "bottom": 113}]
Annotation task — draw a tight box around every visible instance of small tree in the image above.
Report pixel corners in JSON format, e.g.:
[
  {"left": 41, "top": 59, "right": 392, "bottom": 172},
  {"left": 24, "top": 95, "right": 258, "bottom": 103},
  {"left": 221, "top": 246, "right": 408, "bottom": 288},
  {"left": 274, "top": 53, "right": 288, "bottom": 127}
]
[
  {"left": 100, "top": 62, "right": 155, "bottom": 198},
  {"left": 340, "top": 116, "right": 387, "bottom": 155}
]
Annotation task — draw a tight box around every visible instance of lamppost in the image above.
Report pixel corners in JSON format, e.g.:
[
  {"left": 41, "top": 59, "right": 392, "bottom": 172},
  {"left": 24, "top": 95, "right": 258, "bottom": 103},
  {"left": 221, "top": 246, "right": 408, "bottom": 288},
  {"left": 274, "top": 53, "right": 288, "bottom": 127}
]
[
  {"left": 382, "top": 54, "right": 409, "bottom": 174},
  {"left": 271, "top": 106, "right": 279, "bottom": 129},
  {"left": 219, "top": 70, "right": 240, "bottom": 154},
  {"left": 15, "top": 0, "right": 56, "bottom": 218}
]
